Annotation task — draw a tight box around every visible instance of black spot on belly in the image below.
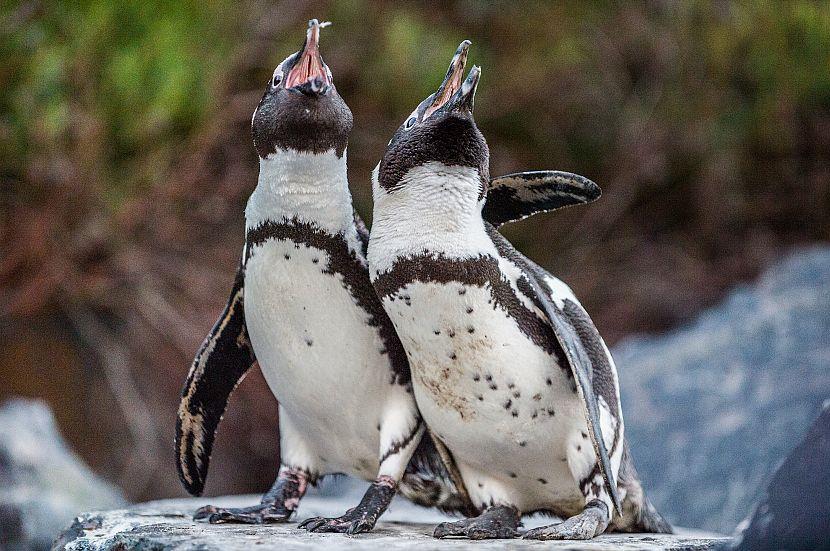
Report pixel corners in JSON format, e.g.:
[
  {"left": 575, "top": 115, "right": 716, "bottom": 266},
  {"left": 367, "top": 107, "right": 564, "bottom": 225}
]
[
  {"left": 458, "top": 288, "right": 467, "bottom": 295},
  {"left": 467, "top": 326, "right": 475, "bottom": 334},
  {"left": 503, "top": 399, "right": 512, "bottom": 409},
  {"left": 489, "top": 383, "right": 498, "bottom": 391},
  {"left": 485, "top": 374, "right": 493, "bottom": 382},
  {"left": 507, "top": 382, "right": 515, "bottom": 389},
  {"left": 449, "top": 352, "right": 457, "bottom": 360},
  {"left": 531, "top": 410, "right": 538, "bottom": 419},
  {"left": 538, "top": 478, "right": 547, "bottom": 484},
  {"left": 284, "top": 254, "right": 291, "bottom": 260},
  {"left": 312, "top": 258, "right": 319, "bottom": 264},
  {"left": 547, "top": 408, "right": 555, "bottom": 416},
  {"left": 472, "top": 374, "right": 480, "bottom": 382},
  {"left": 512, "top": 391, "right": 521, "bottom": 399},
  {"left": 448, "top": 329, "right": 456, "bottom": 338},
  {"left": 434, "top": 329, "right": 441, "bottom": 335},
  {"left": 546, "top": 378, "right": 552, "bottom": 386},
  {"left": 508, "top": 472, "right": 517, "bottom": 478},
  {"left": 476, "top": 394, "right": 484, "bottom": 401},
  {"left": 305, "top": 338, "right": 313, "bottom": 346},
  {"left": 511, "top": 410, "right": 519, "bottom": 417},
  {"left": 518, "top": 441, "right": 527, "bottom": 447},
  {"left": 466, "top": 306, "right": 474, "bottom": 314}
]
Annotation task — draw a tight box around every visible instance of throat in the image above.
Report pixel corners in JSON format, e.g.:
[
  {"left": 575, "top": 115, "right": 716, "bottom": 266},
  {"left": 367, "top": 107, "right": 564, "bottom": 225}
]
[
  {"left": 371, "top": 162, "right": 487, "bottom": 259},
  {"left": 246, "top": 148, "right": 354, "bottom": 234}
]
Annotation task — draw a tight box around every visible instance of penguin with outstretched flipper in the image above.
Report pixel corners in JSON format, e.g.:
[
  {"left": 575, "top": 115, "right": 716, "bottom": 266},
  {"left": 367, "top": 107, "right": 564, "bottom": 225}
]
[{"left": 367, "top": 42, "right": 672, "bottom": 540}]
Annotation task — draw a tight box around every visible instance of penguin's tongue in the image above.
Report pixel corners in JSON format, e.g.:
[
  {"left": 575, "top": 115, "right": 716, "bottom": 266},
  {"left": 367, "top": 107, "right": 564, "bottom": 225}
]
[{"left": 285, "top": 20, "right": 331, "bottom": 89}]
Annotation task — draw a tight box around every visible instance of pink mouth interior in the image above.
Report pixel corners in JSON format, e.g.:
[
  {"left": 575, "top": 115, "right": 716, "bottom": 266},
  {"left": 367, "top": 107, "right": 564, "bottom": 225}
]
[
  {"left": 285, "top": 25, "right": 331, "bottom": 89},
  {"left": 424, "top": 56, "right": 467, "bottom": 119}
]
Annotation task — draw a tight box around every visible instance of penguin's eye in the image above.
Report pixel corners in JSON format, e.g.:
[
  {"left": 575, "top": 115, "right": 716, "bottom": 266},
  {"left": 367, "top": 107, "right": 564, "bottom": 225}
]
[
  {"left": 404, "top": 117, "right": 417, "bottom": 130},
  {"left": 272, "top": 73, "right": 283, "bottom": 87}
]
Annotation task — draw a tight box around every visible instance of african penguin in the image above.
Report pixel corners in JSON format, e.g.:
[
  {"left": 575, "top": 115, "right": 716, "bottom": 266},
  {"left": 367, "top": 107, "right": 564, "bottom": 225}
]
[
  {"left": 367, "top": 42, "right": 672, "bottom": 540},
  {"left": 175, "top": 20, "right": 471, "bottom": 534}
]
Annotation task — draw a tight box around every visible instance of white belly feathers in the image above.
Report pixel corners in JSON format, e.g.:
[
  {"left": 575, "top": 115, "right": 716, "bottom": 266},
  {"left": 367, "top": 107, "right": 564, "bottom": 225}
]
[{"left": 245, "top": 237, "right": 398, "bottom": 478}]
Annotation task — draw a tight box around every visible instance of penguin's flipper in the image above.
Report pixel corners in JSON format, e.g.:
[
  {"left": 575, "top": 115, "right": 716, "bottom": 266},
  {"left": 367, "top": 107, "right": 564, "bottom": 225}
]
[
  {"left": 515, "top": 262, "right": 622, "bottom": 515},
  {"left": 176, "top": 263, "right": 256, "bottom": 496},
  {"left": 483, "top": 171, "right": 601, "bottom": 227}
]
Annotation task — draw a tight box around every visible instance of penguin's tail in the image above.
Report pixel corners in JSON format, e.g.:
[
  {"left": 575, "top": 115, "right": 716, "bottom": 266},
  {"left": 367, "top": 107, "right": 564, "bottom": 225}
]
[
  {"left": 631, "top": 494, "right": 674, "bottom": 534},
  {"left": 612, "top": 444, "right": 673, "bottom": 534},
  {"left": 399, "top": 431, "right": 478, "bottom": 517}
]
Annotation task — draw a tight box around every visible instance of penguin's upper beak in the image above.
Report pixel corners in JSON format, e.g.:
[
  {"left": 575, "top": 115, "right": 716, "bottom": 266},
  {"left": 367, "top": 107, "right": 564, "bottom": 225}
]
[
  {"left": 424, "top": 40, "right": 471, "bottom": 119},
  {"left": 285, "top": 19, "right": 332, "bottom": 95}
]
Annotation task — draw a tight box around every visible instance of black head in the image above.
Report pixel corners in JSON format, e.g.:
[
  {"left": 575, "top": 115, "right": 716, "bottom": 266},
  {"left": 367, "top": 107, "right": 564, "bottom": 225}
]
[
  {"left": 378, "top": 41, "right": 488, "bottom": 195},
  {"left": 252, "top": 19, "right": 353, "bottom": 158}
]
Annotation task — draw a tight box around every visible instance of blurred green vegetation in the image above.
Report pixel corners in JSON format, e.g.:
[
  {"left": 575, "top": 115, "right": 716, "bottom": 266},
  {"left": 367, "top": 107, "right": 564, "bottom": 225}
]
[{"left": 1, "top": 1, "right": 829, "bottom": 501}]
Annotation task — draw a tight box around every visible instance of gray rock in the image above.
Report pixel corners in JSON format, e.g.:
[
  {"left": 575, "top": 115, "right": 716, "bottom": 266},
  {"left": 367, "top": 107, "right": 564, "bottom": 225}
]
[
  {"left": 728, "top": 401, "right": 830, "bottom": 550},
  {"left": 53, "top": 494, "right": 728, "bottom": 550},
  {"left": 0, "top": 399, "right": 125, "bottom": 551},
  {"left": 615, "top": 246, "right": 830, "bottom": 533}
]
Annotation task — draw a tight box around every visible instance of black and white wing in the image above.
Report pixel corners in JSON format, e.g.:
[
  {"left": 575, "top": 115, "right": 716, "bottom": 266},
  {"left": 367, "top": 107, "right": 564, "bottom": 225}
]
[
  {"left": 486, "top": 225, "right": 622, "bottom": 514},
  {"left": 175, "top": 262, "right": 256, "bottom": 496},
  {"left": 483, "top": 171, "right": 601, "bottom": 227}
]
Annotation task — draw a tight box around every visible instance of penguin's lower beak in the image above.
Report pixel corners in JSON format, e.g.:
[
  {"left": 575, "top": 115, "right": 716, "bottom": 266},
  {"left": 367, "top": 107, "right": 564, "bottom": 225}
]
[
  {"left": 285, "top": 19, "right": 332, "bottom": 95},
  {"left": 424, "top": 40, "right": 471, "bottom": 119},
  {"left": 444, "top": 65, "right": 481, "bottom": 115}
]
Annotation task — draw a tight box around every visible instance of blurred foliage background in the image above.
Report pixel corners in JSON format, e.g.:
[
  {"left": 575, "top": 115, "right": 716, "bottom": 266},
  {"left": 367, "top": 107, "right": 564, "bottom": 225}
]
[{"left": 1, "top": 0, "right": 829, "bottom": 502}]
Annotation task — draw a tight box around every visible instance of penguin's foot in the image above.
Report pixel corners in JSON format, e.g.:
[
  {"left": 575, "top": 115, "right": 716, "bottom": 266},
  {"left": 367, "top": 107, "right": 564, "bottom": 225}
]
[
  {"left": 523, "top": 500, "right": 609, "bottom": 540},
  {"left": 433, "top": 504, "right": 520, "bottom": 539},
  {"left": 299, "top": 476, "right": 397, "bottom": 535},
  {"left": 193, "top": 503, "right": 292, "bottom": 524},
  {"left": 193, "top": 466, "right": 309, "bottom": 524}
]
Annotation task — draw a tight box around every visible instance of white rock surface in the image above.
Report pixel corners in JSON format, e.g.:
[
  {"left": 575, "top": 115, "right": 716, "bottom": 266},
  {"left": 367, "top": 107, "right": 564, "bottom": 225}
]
[{"left": 54, "top": 494, "right": 728, "bottom": 550}]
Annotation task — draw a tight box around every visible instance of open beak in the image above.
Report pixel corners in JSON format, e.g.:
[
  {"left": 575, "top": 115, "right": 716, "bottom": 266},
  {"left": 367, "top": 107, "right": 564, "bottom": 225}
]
[
  {"left": 424, "top": 40, "right": 471, "bottom": 119},
  {"left": 445, "top": 64, "right": 480, "bottom": 114},
  {"left": 285, "top": 19, "right": 332, "bottom": 95}
]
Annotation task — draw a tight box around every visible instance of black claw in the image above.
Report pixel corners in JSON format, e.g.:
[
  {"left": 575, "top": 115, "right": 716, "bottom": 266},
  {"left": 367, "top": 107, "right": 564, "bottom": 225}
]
[
  {"left": 347, "top": 518, "right": 375, "bottom": 535},
  {"left": 299, "top": 517, "right": 328, "bottom": 531}
]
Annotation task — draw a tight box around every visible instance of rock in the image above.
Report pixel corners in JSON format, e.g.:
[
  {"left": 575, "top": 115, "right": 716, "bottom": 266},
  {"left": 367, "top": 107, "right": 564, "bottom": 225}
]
[
  {"left": 53, "top": 494, "right": 728, "bottom": 550},
  {"left": 728, "top": 401, "right": 830, "bottom": 550},
  {"left": 0, "top": 399, "right": 125, "bottom": 551},
  {"left": 615, "top": 246, "right": 830, "bottom": 533}
]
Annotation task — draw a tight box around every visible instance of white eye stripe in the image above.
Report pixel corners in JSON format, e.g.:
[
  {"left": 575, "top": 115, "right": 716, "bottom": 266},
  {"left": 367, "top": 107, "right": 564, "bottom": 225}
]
[{"left": 270, "top": 54, "right": 295, "bottom": 88}]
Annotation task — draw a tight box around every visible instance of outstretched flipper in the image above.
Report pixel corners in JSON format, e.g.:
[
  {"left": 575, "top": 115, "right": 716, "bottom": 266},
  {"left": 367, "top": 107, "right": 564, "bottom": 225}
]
[
  {"left": 483, "top": 171, "right": 601, "bottom": 227},
  {"left": 175, "top": 263, "right": 257, "bottom": 496}
]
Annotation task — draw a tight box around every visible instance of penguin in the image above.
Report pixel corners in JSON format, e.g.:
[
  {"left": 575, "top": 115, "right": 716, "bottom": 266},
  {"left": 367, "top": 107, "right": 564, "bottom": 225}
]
[
  {"left": 367, "top": 42, "right": 673, "bottom": 540},
  {"left": 175, "top": 19, "right": 470, "bottom": 534}
]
